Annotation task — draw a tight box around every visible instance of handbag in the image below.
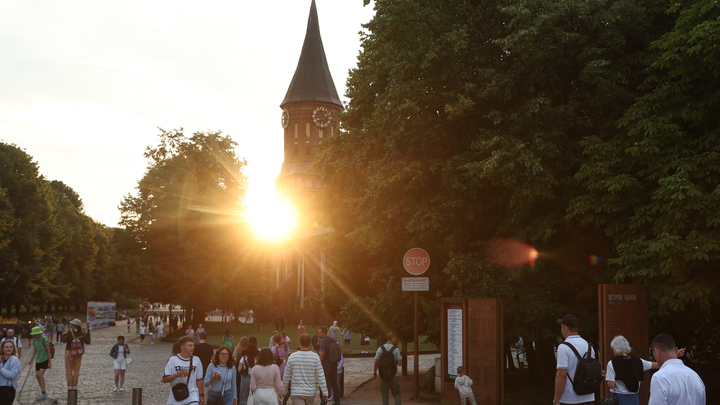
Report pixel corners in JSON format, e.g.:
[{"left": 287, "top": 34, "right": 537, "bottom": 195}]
[
  {"left": 171, "top": 356, "right": 193, "bottom": 401},
  {"left": 126, "top": 357, "right": 133, "bottom": 365},
  {"left": 598, "top": 397, "right": 619, "bottom": 405},
  {"left": 247, "top": 389, "right": 254, "bottom": 405},
  {"left": 240, "top": 356, "right": 249, "bottom": 377}
]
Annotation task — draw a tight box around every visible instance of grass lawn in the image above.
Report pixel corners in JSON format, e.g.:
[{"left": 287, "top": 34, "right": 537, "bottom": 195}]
[{"left": 166, "top": 322, "right": 438, "bottom": 350}]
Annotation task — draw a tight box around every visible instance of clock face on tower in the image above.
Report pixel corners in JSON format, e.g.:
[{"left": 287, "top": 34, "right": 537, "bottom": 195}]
[
  {"left": 312, "top": 106, "right": 332, "bottom": 128},
  {"left": 281, "top": 109, "right": 290, "bottom": 129}
]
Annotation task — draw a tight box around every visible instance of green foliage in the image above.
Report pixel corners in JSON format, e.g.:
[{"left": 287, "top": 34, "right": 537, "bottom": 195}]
[
  {"left": 569, "top": 0, "right": 720, "bottom": 353},
  {"left": 0, "top": 143, "right": 61, "bottom": 310},
  {"left": 119, "top": 128, "right": 268, "bottom": 323},
  {"left": 315, "top": 0, "right": 670, "bottom": 360}
]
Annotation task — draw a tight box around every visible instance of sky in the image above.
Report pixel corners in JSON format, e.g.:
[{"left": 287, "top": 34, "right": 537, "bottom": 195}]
[{"left": 0, "top": 0, "right": 375, "bottom": 227}]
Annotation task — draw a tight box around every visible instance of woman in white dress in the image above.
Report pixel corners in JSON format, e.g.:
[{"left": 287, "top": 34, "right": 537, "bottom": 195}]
[{"left": 249, "top": 348, "right": 285, "bottom": 405}]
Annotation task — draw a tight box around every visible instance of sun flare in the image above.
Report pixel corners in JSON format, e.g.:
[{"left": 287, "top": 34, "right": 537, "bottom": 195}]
[{"left": 245, "top": 189, "right": 298, "bottom": 242}]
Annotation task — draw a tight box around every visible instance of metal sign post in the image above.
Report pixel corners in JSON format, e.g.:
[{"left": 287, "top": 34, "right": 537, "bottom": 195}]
[{"left": 403, "top": 248, "right": 430, "bottom": 400}]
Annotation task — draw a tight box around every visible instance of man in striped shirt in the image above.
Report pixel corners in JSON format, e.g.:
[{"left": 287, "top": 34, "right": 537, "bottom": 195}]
[{"left": 282, "top": 334, "right": 328, "bottom": 405}]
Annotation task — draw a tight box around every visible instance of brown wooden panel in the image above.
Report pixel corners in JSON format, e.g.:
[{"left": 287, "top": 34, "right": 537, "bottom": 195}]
[
  {"left": 467, "top": 298, "right": 503, "bottom": 405},
  {"left": 599, "top": 284, "right": 649, "bottom": 404}
]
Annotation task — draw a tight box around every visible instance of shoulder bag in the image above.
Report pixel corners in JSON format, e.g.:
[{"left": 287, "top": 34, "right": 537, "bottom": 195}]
[{"left": 171, "top": 355, "right": 193, "bottom": 401}]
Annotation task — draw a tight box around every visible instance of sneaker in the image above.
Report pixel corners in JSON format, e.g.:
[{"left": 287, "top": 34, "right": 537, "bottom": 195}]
[
  {"left": 37, "top": 393, "right": 47, "bottom": 400},
  {"left": 119, "top": 388, "right": 124, "bottom": 392},
  {"left": 113, "top": 387, "right": 118, "bottom": 392}
]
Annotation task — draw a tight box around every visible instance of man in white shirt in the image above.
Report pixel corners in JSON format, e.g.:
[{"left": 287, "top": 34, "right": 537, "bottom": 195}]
[
  {"left": 1, "top": 328, "right": 22, "bottom": 357},
  {"left": 281, "top": 334, "right": 328, "bottom": 405},
  {"left": 649, "top": 333, "right": 705, "bottom": 405},
  {"left": 553, "top": 314, "right": 595, "bottom": 405},
  {"left": 162, "top": 336, "right": 205, "bottom": 405}
]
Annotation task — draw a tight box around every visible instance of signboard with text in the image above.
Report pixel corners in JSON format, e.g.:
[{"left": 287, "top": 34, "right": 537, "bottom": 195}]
[
  {"left": 87, "top": 301, "right": 116, "bottom": 329},
  {"left": 403, "top": 248, "right": 430, "bottom": 275},
  {"left": 402, "top": 277, "right": 429, "bottom": 291}
]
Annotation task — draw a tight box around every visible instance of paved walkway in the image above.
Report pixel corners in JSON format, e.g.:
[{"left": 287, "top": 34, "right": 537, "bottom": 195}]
[{"left": 14, "top": 322, "right": 438, "bottom": 405}]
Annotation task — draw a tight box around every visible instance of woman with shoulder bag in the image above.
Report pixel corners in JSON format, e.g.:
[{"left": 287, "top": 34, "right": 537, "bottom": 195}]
[
  {"left": 237, "top": 337, "right": 258, "bottom": 405},
  {"left": 271, "top": 334, "right": 286, "bottom": 379},
  {"left": 234, "top": 337, "right": 248, "bottom": 402},
  {"left": 61, "top": 319, "right": 90, "bottom": 390},
  {"left": 204, "top": 346, "right": 237, "bottom": 405}
]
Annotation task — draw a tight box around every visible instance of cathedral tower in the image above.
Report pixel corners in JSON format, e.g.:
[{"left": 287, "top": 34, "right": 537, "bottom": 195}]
[{"left": 271, "top": 0, "right": 341, "bottom": 324}]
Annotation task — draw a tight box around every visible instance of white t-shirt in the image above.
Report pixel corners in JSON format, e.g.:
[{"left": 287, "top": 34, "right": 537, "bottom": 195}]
[
  {"left": 648, "top": 359, "right": 706, "bottom": 405},
  {"left": 556, "top": 335, "right": 596, "bottom": 404},
  {"left": 117, "top": 345, "right": 126, "bottom": 361},
  {"left": 605, "top": 357, "right": 652, "bottom": 394},
  {"left": 1, "top": 336, "right": 21, "bottom": 349},
  {"left": 164, "top": 354, "right": 203, "bottom": 405},
  {"left": 139, "top": 326, "right": 146, "bottom": 335}
]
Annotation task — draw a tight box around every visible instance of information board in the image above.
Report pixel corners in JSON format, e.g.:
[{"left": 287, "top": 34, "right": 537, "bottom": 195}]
[
  {"left": 87, "top": 301, "right": 116, "bottom": 329},
  {"left": 447, "top": 308, "right": 464, "bottom": 377},
  {"left": 402, "top": 277, "right": 430, "bottom": 291}
]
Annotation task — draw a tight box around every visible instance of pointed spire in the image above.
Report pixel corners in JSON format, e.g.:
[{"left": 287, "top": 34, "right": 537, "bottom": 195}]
[{"left": 280, "top": 0, "right": 342, "bottom": 107}]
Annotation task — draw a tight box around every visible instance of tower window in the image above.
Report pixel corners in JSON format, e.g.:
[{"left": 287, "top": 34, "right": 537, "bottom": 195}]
[
  {"left": 295, "top": 123, "right": 298, "bottom": 139},
  {"left": 306, "top": 123, "right": 311, "bottom": 137},
  {"left": 306, "top": 178, "right": 312, "bottom": 188},
  {"left": 306, "top": 147, "right": 311, "bottom": 158},
  {"left": 319, "top": 129, "right": 323, "bottom": 139}
]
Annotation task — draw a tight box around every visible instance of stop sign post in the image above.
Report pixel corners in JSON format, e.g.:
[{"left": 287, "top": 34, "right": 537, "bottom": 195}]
[{"left": 403, "top": 247, "right": 429, "bottom": 399}]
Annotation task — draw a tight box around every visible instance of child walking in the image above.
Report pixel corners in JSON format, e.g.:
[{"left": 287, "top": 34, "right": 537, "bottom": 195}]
[{"left": 454, "top": 366, "right": 477, "bottom": 405}]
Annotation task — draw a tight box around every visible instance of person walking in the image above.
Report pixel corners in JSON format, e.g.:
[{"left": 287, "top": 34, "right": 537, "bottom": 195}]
[
  {"left": 139, "top": 323, "right": 147, "bottom": 345},
  {"left": 223, "top": 329, "right": 235, "bottom": 349},
  {"left": 250, "top": 347, "right": 286, "bottom": 405},
  {"left": 110, "top": 336, "right": 130, "bottom": 392},
  {"left": 0, "top": 341, "right": 22, "bottom": 404},
  {"left": 195, "top": 332, "right": 215, "bottom": 380},
  {"left": 233, "top": 337, "right": 248, "bottom": 403},
  {"left": 204, "top": 346, "right": 237, "bottom": 405},
  {"left": 281, "top": 334, "right": 328, "bottom": 405},
  {"left": 46, "top": 320, "right": 56, "bottom": 343},
  {"left": 62, "top": 318, "right": 91, "bottom": 390},
  {"left": 196, "top": 324, "right": 206, "bottom": 344},
  {"left": 297, "top": 320, "right": 306, "bottom": 346},
  {"left": 373, "top": 332, "right": 402, "bottom": 405},
  {"left": 271, "top": 334, "right": 286, "bottom": 379},
  {"left": 553, "top": 314, "right": 596, "bottom": 405},
  {"left": 56, "top": 319, "right": 65, "bottom": 343},
  {"left": 237, "top": 337, "right": 258, "bottom": 405},
  {"left": 648, "top": 333, "right": 705, "bottom": 405},
  {"left": 360, "top": 331, "right": 369, "bottom": 353},
  {"left": 186, "top": 325, "right": 196, "bottom": 341},
  {"left": 27, "top": 326, "right": 51, "bottom": 400},
  {"left": 162, "top": 336, "right": 205, "bottom": 405},
  {"left": 0, "top": 328, "right": 22, "bottom": 358},
  {"left": 319, "top": 327, "right": 341, "bottom": 405},
  {"left": 342, "top": 329, "right": 351, "bottom": 351}
]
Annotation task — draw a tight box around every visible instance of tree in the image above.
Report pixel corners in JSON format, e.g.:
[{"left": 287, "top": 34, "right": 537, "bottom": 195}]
[
  {"left": 119, "top": 128, "right": 266, "bottom": 325},
  {"left": 315, "top": 0, "right": 672, "bottom": 383},
  {"left": 569, "top": 0, "right": 720, "bottom": 356},
  {"left": 0, "top": 143, "right": 62, "bottom": 313}
]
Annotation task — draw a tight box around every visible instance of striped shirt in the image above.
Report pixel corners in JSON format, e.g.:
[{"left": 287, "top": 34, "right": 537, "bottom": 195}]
[{"left": 281, "top": 349, "right": 328, "bottom": 397}]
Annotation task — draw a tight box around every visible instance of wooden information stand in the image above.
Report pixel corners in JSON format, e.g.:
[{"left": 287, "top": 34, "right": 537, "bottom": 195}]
[
  {"left": 598, "top": 284, "right": 650, "bottom": 404},
  {"left": 441, "top": 298, "right": 503, "bottom": 405}
]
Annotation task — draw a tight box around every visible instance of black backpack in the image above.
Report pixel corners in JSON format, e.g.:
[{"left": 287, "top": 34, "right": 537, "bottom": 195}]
[
  {"left": 561, "top": 340, "right": 602, "bottom": 395},
  {"left": 325, "top": 337, "right": 341, "bottom": 364},
  {"left": 378, "top": 344, "right": 398, "bottom": 381}
]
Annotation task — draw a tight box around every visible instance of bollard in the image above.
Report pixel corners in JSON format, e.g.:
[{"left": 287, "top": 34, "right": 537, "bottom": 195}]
[
  {"left": 132, "top": 387, "right": 142, "bottom": 405},
  {"left": 67, "top": 388, "right": 78, "bottom": 405}
]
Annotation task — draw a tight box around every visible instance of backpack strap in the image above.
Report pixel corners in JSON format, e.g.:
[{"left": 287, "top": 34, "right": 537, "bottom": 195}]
[
  {"left": 561, "top": 340, "right": 593, "bottom": 385},
  {"left": 381, "top": 346, "right": 387, "bottom": 353}
]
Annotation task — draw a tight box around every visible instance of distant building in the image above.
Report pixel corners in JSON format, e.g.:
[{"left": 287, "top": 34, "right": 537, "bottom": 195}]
[{"left": 271, "top": 0, "right": 341, "bottom": 325}]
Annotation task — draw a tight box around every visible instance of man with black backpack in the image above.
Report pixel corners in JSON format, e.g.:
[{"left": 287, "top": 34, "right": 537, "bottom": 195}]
[
  {"left": 373, "top": 332, "right": 402, "bottom": 405},
  {"left": 553, "top": 314, "right": 599, "bottom": 405},
  {"left": 318, "top": 327, "right": 341, "bottom": 405}
]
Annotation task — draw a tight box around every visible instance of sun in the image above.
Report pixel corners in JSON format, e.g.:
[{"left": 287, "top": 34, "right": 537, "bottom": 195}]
[{"left": 245, "top": 189, "right": 298, "bottom": 242}]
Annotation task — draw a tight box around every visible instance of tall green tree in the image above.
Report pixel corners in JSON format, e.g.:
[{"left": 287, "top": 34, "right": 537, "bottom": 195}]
[
  {"left": 569, "top": 0, "right": 720, "bottom": 355},
  {"left": 0, "top": 143, "right": 61, "bottom": 313},
  {"left": 316, "top": 0, "right": 671, "bottom": 382},
  {"left": 119, "top": 129, "right": 266, "bottom": 325}
]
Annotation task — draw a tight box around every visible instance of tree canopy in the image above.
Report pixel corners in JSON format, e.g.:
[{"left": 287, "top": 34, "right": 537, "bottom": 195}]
[
  {"left": 315, "top": 0, "right": 720, "bottom": 377},
  {"left": 119, "top": 129, "right": 270, "bottom": 325}
]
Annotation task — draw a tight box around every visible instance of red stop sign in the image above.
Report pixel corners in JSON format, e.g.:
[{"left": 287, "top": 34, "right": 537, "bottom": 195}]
[{"left": 403, "top": 248, "right": 430, "bottom": 275}]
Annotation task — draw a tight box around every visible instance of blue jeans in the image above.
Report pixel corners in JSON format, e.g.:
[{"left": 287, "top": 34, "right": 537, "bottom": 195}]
[
  {"left": 380, "top": 376, "right": 401, "bottom": 405},
  {"left": 207, "top": 388, "right": 233, "bottom": 405},
  {"left": 612, "top": 392, "right": 639, "bottom": 405}
]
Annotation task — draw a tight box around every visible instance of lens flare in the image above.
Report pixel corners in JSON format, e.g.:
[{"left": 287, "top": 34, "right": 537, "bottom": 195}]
[
  {"left": 589, "top": 255, "right": 601, "bottom": 266},
  {"left": 245, "top": 190, "right": 297, "bottom": 242},
  {"left": 486, "top": 238, "right": 540, "bottom": 268}
]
